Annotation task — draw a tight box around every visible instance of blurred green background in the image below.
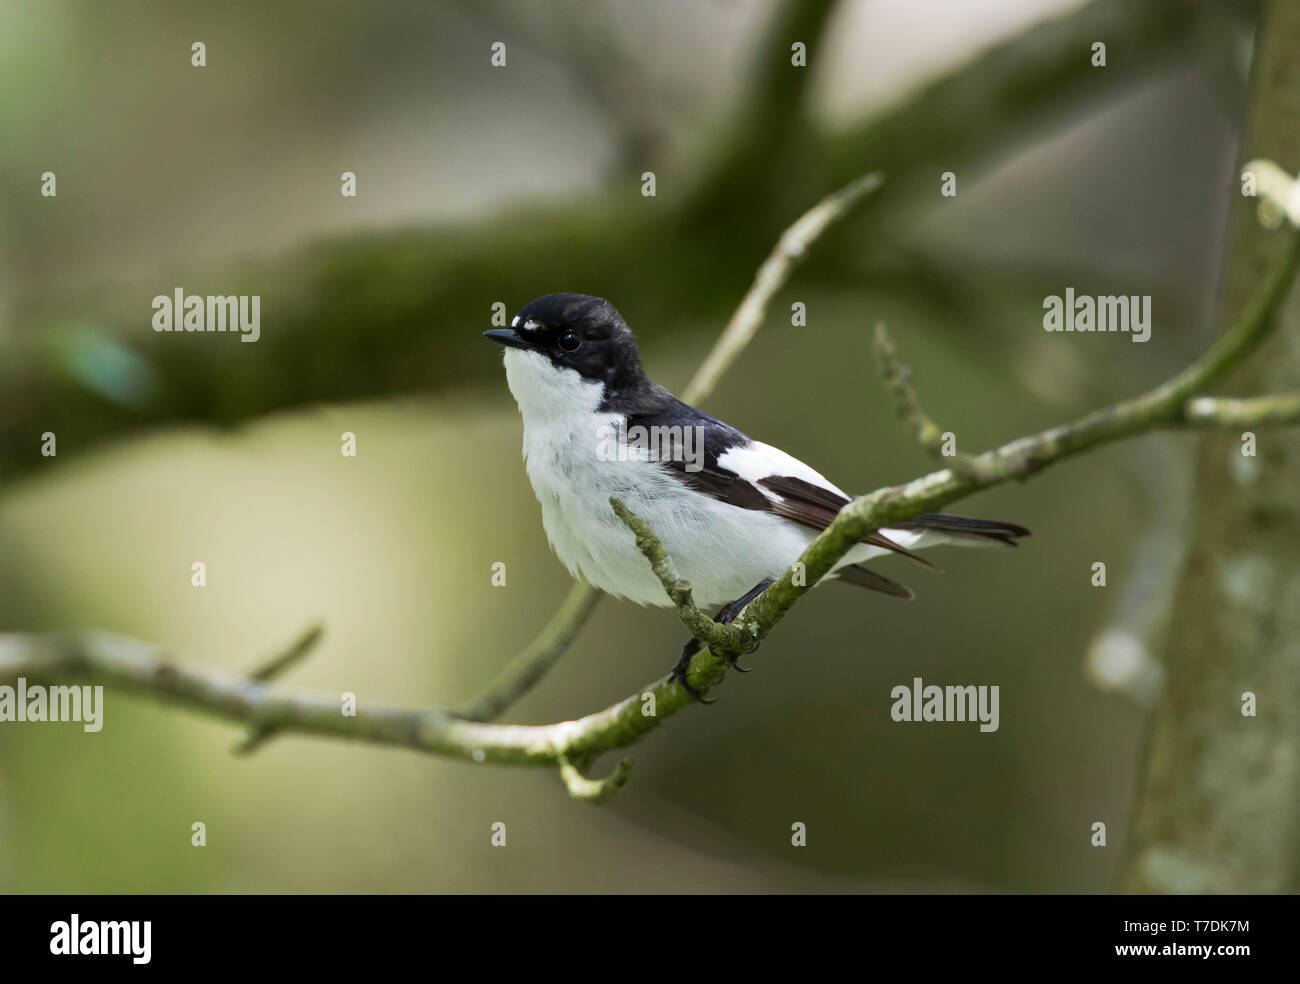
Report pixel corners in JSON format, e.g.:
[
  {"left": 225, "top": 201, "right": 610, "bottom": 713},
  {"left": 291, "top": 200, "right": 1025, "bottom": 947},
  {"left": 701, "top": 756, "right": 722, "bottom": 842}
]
[{"left": 0, "top": 0, "right": 1257, "bottom": 891}]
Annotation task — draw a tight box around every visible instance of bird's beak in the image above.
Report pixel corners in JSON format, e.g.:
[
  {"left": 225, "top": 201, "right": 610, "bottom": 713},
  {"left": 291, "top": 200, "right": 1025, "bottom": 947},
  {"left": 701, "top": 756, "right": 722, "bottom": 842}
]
[{"left": 483, "top": 328, "right": 532, "bottom": 350}]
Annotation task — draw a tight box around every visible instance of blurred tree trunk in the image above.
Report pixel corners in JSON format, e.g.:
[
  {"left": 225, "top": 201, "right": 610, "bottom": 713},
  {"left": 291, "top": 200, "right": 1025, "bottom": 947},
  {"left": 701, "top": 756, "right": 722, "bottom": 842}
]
[{"left": 1120, "top": 0, "right": 1300, "bottom": 893}]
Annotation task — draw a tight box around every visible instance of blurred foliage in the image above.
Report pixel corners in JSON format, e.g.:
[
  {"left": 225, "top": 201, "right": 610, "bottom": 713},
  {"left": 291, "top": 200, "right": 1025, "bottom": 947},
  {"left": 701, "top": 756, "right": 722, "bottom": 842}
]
[{"left": 0, "top": 0, "right": 1269, "bottom": 892}]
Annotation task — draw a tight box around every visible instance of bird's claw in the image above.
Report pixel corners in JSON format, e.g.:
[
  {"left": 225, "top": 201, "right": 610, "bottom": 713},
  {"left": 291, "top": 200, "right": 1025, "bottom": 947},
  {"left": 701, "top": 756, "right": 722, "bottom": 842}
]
[
  {"left": 670, "top": 666, "right": 717, "bottom": 704},
  {"left": 720, "top": 651, "right": 752, "bottom": 672},
  {"left": 672, "top": 638, "right": 719, "bottom": 703}
]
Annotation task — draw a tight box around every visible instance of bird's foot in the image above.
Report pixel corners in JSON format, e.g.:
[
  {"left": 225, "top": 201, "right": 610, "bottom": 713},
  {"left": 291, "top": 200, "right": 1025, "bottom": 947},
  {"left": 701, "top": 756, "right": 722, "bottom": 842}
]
[
  {"left": 719, "top": 649, "right": 752, "bottom": 672},
  {"left": 670, "top": 638, "right": 717, "bottom": 704},
  {"left": 669, "top": 642, "right": 753, "bottom": 702},
  {"left": 669, "top": 580, "right": 773, "bottom": 702},
  {"left": 707, "top": 579, "right": 770, "bottom": 674}
]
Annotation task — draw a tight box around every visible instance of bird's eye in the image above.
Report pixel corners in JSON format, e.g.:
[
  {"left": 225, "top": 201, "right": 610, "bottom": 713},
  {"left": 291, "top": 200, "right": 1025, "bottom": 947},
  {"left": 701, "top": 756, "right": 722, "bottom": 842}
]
[{"left": 558, "top": 331, "right": 583, "bottom": 353}]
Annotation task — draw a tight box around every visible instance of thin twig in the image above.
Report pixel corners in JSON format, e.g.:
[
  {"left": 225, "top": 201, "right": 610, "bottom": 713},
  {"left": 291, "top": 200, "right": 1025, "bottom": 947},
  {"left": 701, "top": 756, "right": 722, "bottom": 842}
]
[
  {"left": 452, "top": 582, "right": 603, "bottom": 722},
  {"left": 681, "top": 172, "right": 884, "bottom": 406},
  {"left": 873, "top": 321, "right": 981, "bottom": 477},
  {"left": 248, "top": 623, "right": 324, "bottom": 682},
  {"left": 1180, "top": 392, "right": 1300, "bottom": 427},
  {"left": 235, "top": 623, "right": 325, "bottom": 754}
]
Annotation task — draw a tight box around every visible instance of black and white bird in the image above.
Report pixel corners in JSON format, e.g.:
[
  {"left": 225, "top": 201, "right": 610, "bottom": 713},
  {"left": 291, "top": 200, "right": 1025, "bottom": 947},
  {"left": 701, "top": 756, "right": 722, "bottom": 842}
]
[{"left": 486, "top": 293, "right": 1029, "bottom": 699}]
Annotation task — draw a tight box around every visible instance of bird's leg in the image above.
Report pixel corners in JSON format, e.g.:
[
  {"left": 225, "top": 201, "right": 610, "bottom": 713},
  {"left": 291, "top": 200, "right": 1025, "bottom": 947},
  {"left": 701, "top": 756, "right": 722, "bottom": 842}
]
[
  {"left": 670, "top": 578, "right": 773, "bottom": 703},
  {"left": 671, "top": 638, "right": 713, "bottom": 704},
  {"left": 709, "top": 578, "right": 774, "bottom": 672}
]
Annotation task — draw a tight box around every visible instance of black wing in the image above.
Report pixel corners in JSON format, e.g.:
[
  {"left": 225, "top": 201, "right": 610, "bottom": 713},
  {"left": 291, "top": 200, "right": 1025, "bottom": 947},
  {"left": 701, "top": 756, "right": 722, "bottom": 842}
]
[{"left": 619, "top": 394, "right": 924, "bottom": 597}]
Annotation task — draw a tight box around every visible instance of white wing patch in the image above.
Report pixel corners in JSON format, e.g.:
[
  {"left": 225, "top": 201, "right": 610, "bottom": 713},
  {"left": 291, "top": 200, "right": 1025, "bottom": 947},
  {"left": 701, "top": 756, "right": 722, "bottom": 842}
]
[
  {"left": 716, "top": 439, "right": 928, "bottom": 554},
  {"left": 716, "top": 440, "right": 851, "bottom": 502}
]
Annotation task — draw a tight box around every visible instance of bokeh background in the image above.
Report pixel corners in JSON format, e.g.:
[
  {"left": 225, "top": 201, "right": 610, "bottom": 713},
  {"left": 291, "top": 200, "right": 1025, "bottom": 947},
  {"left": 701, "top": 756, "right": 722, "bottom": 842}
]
[{"left": 0, "top": 0, "right": 1264, "bottom": 892}]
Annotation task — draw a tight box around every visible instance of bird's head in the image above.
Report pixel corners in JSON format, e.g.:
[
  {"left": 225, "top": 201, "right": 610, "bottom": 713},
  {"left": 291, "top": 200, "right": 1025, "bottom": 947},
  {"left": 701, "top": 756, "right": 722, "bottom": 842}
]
[{"left": 485, "top": 293, "right": 647, "bottom": 419}]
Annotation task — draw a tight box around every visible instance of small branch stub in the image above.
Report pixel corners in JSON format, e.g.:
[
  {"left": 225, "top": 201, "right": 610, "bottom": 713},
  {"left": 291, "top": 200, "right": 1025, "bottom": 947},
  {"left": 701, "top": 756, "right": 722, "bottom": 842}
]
[{"left": 558, "top": 756, "right": 634, "bottom": 804}]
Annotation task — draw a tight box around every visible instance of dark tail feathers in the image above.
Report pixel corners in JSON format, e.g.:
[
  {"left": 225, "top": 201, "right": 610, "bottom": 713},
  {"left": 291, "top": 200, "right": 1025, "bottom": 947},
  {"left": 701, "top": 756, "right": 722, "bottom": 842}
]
[{"left": 892, "top": 512, "right": 1031, "bottom": 547}]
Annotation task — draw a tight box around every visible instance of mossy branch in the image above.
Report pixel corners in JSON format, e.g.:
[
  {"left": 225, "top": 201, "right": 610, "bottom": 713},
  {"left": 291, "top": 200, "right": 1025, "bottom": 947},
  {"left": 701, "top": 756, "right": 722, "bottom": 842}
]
[{"left": 0, "top": 0, "right": 1221, "bottom": 480}]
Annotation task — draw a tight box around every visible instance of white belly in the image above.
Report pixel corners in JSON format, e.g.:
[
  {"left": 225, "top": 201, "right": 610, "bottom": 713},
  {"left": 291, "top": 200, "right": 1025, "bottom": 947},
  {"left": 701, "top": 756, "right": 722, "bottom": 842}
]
[{"left": 525, "top": 425, "right": 804, "bottom": 606}]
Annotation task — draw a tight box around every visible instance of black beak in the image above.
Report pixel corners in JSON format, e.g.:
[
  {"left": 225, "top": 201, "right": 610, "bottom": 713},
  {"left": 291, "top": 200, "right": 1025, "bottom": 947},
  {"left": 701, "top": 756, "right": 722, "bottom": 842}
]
[{"left": 483, "top": 328, "right": 532, "bottom": 350}]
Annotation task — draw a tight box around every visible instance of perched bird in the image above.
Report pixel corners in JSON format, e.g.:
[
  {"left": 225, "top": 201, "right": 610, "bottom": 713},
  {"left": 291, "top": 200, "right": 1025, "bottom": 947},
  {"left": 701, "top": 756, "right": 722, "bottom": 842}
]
[{"left": 486, "top": 293, "right": 1029, "bottom": 699}]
